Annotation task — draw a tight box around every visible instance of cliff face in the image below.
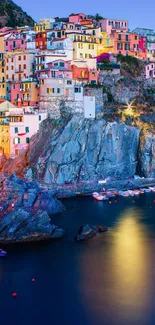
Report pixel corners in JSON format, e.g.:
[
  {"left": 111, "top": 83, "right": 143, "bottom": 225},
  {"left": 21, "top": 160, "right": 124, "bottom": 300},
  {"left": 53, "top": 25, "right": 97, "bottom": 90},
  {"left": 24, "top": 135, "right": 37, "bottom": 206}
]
[
  {"left": 138, "top": 131, "right": 155, "bottom": 178},
  {"left": 27, "top": 116, "right": 142, "bottom": 184}
]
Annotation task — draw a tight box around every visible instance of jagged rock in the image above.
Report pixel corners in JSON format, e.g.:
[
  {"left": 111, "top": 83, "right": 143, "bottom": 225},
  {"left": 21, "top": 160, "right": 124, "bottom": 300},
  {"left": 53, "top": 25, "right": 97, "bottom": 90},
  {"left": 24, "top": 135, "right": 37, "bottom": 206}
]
[
  {"left": 0, "top": 175, "right": 64, "bottom": 243},
  {"left": 75, "top": 224, "right": 108, "bottom": 241},
  {"left": 0, "top": 208, "right": 64, "bottom": 243},
  {"left": 44, "top": 116, "right": 140, "bottom": 184}
]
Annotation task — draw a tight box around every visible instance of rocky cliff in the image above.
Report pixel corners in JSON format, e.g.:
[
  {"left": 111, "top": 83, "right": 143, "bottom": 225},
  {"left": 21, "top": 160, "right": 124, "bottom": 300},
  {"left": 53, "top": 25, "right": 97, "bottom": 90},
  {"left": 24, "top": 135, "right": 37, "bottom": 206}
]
[
  {"left": 24, "top": 115, "right": 154, "bottom": 184},
  {"left": 0, "top": 0, "right": 34, "bottom": 27}
]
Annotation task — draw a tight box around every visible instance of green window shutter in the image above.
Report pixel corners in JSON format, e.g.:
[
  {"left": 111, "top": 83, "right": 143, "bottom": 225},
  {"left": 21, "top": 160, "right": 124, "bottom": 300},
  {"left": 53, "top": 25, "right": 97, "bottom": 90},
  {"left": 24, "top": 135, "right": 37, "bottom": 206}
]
[
  {"left": 26, "top": 137, "right": 30, "bottom": 144},
  {"left": 15, "top": 127, "right": 18, "bottom": 133},
  {"left": 18, "top": 138, "right": 20, "bottom": 144},
  {"left": 25, "top": 127, "right": 29, "bottom": 132}
]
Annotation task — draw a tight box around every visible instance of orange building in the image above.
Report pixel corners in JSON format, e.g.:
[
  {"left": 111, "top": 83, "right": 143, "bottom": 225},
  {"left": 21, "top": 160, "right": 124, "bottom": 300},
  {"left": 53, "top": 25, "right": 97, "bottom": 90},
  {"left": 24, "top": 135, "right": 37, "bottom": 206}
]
[
  {"left": 71, "top": 64, "right": 98, "bottom": 84},
  {"left": 113, "top": 31, "right": 147, "bottom": 59}
]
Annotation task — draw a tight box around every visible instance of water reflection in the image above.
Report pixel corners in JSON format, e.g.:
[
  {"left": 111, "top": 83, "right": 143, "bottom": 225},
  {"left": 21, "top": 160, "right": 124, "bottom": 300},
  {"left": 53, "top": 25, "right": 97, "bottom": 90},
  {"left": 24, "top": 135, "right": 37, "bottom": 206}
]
[{"left": 79, "top": 206, "right": 152, "bottom": 323}]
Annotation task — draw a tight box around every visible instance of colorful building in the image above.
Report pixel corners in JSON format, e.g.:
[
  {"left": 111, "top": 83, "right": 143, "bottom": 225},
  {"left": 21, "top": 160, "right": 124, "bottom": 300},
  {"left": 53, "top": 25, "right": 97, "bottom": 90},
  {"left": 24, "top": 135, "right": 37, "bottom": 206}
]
[
  {"left": 4, "top": 32, "right": 27, "bottom": 52},
  {"left": 11, "top": 78, "right": 39, "bottom": 108},
  {"left": 145, "top": 62, "right": 155, "bottom": 79},
  {"left": 66, "top": 32, "right": 97, "bottom": 60},
  {"left": 39, "top": 60, "right": 72, "bottom": 79},
  {"left": 97, "top": 31, "right": 114, "bottom": 55},
  {"left": 100, "top": 18, "right": 129, "bottom": 35},
  {"left": 69, "top": 13, "right": 85, "bottom": 23},
  {"left": 35, "top": 31, "right": 47, "bottom": 50},
  {"left": 5, "top": 52, "right": 35, "bottom": 82},
  {"left": 47, "top": 37, "right": 73, "bottom": 60},
  {"left": 71, "top": 63, "right": 98, "bottom": 84}
]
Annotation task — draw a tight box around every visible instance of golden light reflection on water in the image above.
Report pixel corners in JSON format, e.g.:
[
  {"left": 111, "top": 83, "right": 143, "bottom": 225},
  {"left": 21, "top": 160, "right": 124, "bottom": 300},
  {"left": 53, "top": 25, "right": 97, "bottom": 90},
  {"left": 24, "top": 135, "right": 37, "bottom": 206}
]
[{"left": 78, "top": 206, "right": 151, "bottom": 318}]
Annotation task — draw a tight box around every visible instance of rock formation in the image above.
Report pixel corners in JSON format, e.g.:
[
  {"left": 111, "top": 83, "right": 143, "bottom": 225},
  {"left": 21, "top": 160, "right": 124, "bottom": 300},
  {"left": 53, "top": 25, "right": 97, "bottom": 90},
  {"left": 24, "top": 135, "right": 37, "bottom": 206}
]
[{"left": 0, "top": 174, "right": 64, "bottom": 243}]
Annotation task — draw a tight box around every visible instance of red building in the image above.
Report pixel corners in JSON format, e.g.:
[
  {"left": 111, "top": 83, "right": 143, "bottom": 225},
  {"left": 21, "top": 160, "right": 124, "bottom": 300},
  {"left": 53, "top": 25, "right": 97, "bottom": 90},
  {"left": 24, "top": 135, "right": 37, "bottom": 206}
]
[
  {"left": 35, "top": 32, "right": 47, "bottom": 50},
  {"left": 71, "top": 64, "right": 98, "bottom": 84},
  {"left": 139, "top": 36, "right": 147, "bottom": 60}
]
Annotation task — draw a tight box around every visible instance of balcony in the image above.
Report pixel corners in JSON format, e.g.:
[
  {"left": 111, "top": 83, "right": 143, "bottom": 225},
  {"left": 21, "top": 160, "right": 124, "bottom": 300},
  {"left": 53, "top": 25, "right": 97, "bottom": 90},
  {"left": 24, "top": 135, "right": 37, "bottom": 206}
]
[
  {"left": 20, "top": 88, "right": 31, "bottom": 92},
  {"left": 15, "top": 69, "right": 24, "bottom": 73}
]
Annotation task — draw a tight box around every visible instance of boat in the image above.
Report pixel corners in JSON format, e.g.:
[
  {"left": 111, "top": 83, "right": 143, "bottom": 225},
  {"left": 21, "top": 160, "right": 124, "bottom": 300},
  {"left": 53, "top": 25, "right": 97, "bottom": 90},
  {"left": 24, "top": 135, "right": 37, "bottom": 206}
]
[
  {"left": 0, "top": 249, "right": 7, "bottom": 257},
  {"left": 149, "top": 187, "right": 155, "bottom": 192},
  {"left": 92, "top": 192, "right": 108, "bottom": 201}
]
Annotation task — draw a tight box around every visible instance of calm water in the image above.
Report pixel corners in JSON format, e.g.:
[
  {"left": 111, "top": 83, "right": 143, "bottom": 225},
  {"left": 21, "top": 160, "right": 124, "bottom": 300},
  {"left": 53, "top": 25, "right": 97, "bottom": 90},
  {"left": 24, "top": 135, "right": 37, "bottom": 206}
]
[{"left": 1, "top": 193, "right": 155, "bottom": 325}]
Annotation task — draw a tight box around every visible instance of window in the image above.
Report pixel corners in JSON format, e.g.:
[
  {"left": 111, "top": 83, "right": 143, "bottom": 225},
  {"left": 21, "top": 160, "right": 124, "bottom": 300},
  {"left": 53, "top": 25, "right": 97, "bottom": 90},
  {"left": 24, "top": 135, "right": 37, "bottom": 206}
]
[
  {"left": 54, "top": 62, "right": 59, "bottom": 66},
  {"left": 24, "top": 64, "right": 26, "bottom": 69},
  {"left": 47, "top": 88, "right": 49, "bottom": 93},
  {"left": 25, "top": 127, "right": 29, "bottom": 133},
  {"left": 12, "top": 74, "right": 14, "bottom": 81},
  {"left": 135, "top": 36, "right": 137, "bottom": 40},
  {"left": 118, "top": 34, "right": 121, "bottom": 40},
  {"left": 26, "top": 138, "right": 30, "bottom": 144},
  {"left": 75, "top": 87, "right": 81, "bottom": 93},
  {"left": 18, "top": 56, "right": 21, "bottom": 61},
  {"left": 6, "top": 41, "right": 8, "bottom": 46},
  {"left": 2, "top": 68, "right": 4, "bottom": 73},
  {"left": 24, "top": 55, "right": 26, "bottom": 60},
  {"left": 126, "top": 35, "right": 129, "bottom": 41},
  {"left": 67, "top": 80, "right": 72, "bottom": 85},
  {"left": 125, "top": 44, "right": 130, "bottom": 50},
  {"left": 39, "top": 115, "right": 41, "bottom": 121},
  {"left": 11, "top": 66, "right": 14, "bottom": 70},
  {"left": 57, "top": 88, "right": 60, "bottom": 93},
  {"left": 14, "top": 137, "right": 20, "bottom": 144},
  {"left": 78, "top": 43, "right": 80, "bottom": 48},
  {"left": 14, "top": 127, "right": 18, "bottom": 133},
  {"left": 52, "top": 88, "right": 55, "bottom": 93},
  {"left": 13, "top": 41, "right": 16, "bottom": 48},
  {"left": 21, "top": 40, "right": 24, "bottom": 44},
  {"left": 60, "top": 62, "right": 64, "bottom": 67}
]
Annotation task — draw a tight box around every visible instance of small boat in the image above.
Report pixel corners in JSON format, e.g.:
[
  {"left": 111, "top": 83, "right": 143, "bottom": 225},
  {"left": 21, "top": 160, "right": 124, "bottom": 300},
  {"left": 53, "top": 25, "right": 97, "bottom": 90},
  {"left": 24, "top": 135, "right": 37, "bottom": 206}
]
[
  {"left": 149, "top": 187, "right": 155, "bottom": 192},
  {"left": 92, "top": 192, "right": 108, "bottom": 201},
  {"left": 0, "top": 249, "right": 7, "bottom": 257}
]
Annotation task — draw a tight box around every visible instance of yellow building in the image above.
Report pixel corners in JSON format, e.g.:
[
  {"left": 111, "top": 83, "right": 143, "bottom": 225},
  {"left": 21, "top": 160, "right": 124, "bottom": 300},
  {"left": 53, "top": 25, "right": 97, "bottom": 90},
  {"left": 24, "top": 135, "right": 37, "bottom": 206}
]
[
  {"left": 34, "top": 23, "right": 46, "bottom": 33},
  {"left": 67, "top": 32, "right": 98, "bottom": 60},
  {"left": 39, "top": 18, "right": 55, "bottom": 30},
  {"left": 0, "top": 101, "right": 19, "bottom": 157},
  {"left": 97, "top": 32, "right": 114, "bottom": 56}
]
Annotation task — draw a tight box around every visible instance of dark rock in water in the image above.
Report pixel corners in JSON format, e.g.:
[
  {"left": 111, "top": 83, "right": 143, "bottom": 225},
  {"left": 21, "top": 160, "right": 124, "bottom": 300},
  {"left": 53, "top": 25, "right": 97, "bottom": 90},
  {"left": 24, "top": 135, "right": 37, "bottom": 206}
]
[
  {"left": 75, "top": 224, "right": 108, "bottom": 241},
  {"left": 0, "top": 175, "right": 65, "bottom": 243},
  {"left": 0, "top": 208, "right": 65, "bottom": 243}
]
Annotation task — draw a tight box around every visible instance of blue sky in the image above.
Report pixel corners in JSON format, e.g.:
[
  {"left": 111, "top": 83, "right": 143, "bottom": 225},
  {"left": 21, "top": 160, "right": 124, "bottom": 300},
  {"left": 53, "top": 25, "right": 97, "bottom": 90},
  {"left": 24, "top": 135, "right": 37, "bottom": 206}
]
[{"left": 15, "top": 0, "right": 155, "bottom": 31}]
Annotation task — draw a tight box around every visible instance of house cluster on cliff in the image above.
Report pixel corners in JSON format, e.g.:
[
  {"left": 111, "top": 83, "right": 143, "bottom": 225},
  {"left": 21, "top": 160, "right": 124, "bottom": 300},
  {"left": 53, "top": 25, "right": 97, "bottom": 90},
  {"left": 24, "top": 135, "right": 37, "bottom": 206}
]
[{"left": 0, "top": 13, "right": 155, "bottom": 158}]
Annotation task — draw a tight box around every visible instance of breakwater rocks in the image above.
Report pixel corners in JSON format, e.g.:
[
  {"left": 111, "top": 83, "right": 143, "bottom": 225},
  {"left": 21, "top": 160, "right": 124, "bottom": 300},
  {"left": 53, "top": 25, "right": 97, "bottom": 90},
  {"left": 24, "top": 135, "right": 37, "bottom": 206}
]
[{"left": 0, "top": 174, "right": 64, "bottom": 243}]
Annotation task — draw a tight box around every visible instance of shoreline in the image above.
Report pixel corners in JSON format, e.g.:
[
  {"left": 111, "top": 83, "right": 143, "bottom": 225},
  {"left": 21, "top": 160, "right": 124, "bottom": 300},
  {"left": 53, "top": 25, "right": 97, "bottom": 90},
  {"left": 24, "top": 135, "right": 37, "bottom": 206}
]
[{"left": 40, "top": 178, "right": 155, "bottom": 199}]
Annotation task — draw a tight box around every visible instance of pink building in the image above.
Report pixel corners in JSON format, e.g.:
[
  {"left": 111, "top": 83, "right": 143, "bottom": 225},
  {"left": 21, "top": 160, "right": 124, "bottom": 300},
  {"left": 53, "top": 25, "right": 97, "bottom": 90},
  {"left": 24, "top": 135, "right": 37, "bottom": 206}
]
[
  {"left": 8, "top": 108, "right": 47, "bottom": 157},
  {"left": 39, "top": 60, "right": 73, "bottom": 79},
  {"left": 6, "top": 52, "right": 35, "bottom": 82},
  {"left": 100, "top": 18, "right": 129, "bottom": 35},
  {"left": 69, "top": 13, "right": 85, "bottom": 23},
  {"left": 4, "top": 32, "right": 27, "bottom": 52},
  {"left": 11, "top": 79, "right": 39, "bottom": 108},
  {"left": 145, "top": 62, "right": 155, "bottom": 79}
]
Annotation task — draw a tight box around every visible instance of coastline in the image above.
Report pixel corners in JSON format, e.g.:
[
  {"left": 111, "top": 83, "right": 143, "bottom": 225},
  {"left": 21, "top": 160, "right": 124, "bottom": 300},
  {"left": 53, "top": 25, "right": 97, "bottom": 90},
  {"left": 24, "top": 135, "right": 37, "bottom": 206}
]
[{"left": 40, "top": 178, "right": 155, "bottom": 199}]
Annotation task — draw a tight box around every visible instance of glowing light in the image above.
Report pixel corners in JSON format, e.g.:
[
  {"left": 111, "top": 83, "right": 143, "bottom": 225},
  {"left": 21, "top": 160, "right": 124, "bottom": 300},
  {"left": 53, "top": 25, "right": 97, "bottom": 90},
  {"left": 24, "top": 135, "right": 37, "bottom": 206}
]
[{"left": 124, "top": 101, "right": 134, "bottom": 116}]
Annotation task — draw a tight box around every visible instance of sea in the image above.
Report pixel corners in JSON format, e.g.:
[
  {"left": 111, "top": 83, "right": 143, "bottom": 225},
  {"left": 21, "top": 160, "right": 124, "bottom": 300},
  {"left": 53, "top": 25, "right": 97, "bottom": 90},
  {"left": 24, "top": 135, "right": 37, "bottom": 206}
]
[{"left": 0, "top": 193, "right": 155, "bottom": 325}]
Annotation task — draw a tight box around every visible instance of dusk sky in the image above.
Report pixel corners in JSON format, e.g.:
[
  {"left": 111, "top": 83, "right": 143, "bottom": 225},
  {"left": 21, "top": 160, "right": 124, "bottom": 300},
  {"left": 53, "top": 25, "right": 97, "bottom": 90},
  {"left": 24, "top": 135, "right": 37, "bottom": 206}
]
[{"left": 15, "top": 0, "right": 155, "bottom": 31}]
